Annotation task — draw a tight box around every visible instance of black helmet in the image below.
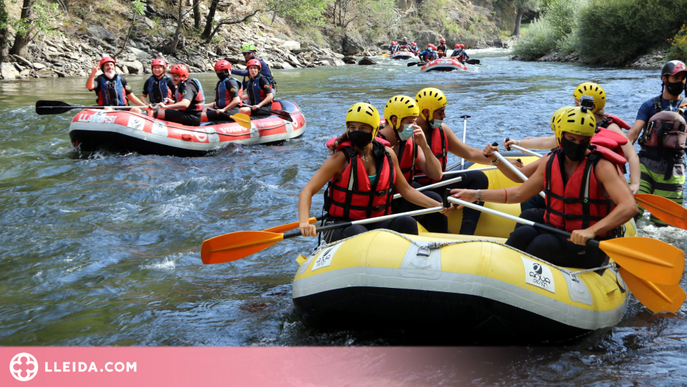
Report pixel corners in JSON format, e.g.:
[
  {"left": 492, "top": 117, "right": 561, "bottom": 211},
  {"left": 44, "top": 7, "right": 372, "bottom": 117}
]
[{"left": 661, "top": 60, "right": 687, "bottom": 78}]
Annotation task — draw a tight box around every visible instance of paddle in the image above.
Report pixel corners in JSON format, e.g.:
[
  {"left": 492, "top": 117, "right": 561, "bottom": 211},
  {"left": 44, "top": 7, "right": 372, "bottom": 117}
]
[
  {"left": 465, "top": 59, "right": 480, "bottom": 65},
  {"left": 490, "top": 147, "right": 544, "bottom": 198},
  {"left": 460, "top": 115, "right": 470, "bottom": 169},
  {"left": 635, "top": 193, "right": 687, "bottom": 229},
  {"left": 382, "top": 53, "right": 389, "bottom": 59},
  {"left": 510, "top": 144, "right": 544, "bottom": 158},
  {"left": 248, "top": 105, "right": 293, "bottom": 122},
  {"left": 263, "top": 216, "right": 321, "bottom": 234},
  {"left": 618, "top": 267, "right": 686, "bottom": 314},
  {"left": 407, "top": 62, "right": 426, "bottom": 67},
  {"left": 36, "top": 100, "right": 140, "bottom": 115},
  {"left": 415, "top": 165, "right": 498, "bottom": 179},
  {"left": 201, "top": 206, "right": 446, "bottom": 264},
  {"left": 446, "top": 195, "right": 685, "bottom": 285},
  {"left": 393, "top": 175, "right": 463, "bottom": 199},
  {"left": 228, "top": 113, "right": 251, "bottom": 129}
]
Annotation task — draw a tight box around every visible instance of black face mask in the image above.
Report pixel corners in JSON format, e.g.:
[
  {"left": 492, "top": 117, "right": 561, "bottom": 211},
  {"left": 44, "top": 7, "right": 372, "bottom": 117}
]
[
  {"left": 666, "top": 81, "right": 685, "bottom": 96},
  {"left": 216, "top": 71, "right": 228, "bottom": 81},
  {"left": 348, "top": 131, "right": 373, "bottom": 150},
  {"left": 561, "top": 135, "right": 589, "bottom": 162}
]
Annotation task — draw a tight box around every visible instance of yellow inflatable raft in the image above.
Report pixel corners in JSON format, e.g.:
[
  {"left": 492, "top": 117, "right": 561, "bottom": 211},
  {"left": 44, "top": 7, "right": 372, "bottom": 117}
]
[{"left": 292, "top": 156, "right": 637, "bottom": 342}]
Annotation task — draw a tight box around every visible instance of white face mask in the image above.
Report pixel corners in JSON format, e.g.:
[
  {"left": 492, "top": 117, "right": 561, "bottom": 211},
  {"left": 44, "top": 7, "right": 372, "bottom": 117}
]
[
  {"left": 398, "top": 123, "right": 415, "bottom": 141},
  {"left": 430, "top": 119, "right": 443, "bottom": 129}
]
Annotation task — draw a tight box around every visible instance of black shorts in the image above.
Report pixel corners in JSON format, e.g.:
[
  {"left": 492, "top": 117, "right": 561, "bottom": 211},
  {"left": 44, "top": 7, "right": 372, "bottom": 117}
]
[
  {"left": 205, "top": 106, "right": 241, "bottom": 122},
  {"left": 158, "top": 109, "right": 201, "bottom": 126}
]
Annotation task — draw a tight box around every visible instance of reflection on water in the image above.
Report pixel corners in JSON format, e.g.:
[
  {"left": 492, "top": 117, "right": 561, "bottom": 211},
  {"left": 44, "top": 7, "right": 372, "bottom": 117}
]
[{"left": 0, "top": 48, "right": 685, "bottom": 383}]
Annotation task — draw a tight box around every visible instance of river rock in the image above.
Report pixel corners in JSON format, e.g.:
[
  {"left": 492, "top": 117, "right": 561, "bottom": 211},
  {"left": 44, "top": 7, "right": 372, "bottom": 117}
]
[
  {"left": 341, "top": 31, "right": 366, "bottom": 56},
  {"left": 33, "top": 63, "right": 47, "bottom": 70},
  {"left": 88, "top": 25, "right": 116, "bottom": 44},
  {"left": 282, "top": 40, "right": 301, "bottom": 51},
  {"left": 121, "top": 60, "right": 144, "bottom": 74},
  {"left": 1, "top": 62, "right": 19, "bottom": 80},
  {"left": 316, "top": 57, "right": 345, "bottom": 66},
  {"left": 343, "top": 56, "right": 357, "bottom": 64},
  {"left": 358, "top": 57, "right": 377, "bottom": 65}
]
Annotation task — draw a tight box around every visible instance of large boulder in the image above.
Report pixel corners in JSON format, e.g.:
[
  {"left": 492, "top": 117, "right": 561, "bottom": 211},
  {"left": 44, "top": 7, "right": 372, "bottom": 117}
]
[
  {"left": 0, "top": 62, "right": 19, "bottom": 80},
  {"left": 358, "top": 57, "right": 378, "bottom": 65},
  {"left": 282, "top": 40, "right": 301, "bottom": 51},
  {"left": 121, "top": 60, "right": 144, "bottom": 74},
  {"left": 88, "top": 25, "right": 116, "bottom": 44},
  {"left": 341, "top": 31, "right": 366, "bottom": 56},
  {"left": 316, "top": 57, "right": 345, "bottom": 66},
  {"left": 416, "top": 30, "right": 441, "bottom": 47}
]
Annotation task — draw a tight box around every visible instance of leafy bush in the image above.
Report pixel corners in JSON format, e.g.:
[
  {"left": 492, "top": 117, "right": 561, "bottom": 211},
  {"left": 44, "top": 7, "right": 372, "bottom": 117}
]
[
  {"left": 667, "top": 24, "right": 687, "bottom": 62},
  {"left": 544, "top": 0, "right": 582, "bottom": 37},
  {"left": 512, "top": 18, "right": 558, "bottom": 60},
  {"left": 577, "top": 0, "right": 687, "bottom": 65}
]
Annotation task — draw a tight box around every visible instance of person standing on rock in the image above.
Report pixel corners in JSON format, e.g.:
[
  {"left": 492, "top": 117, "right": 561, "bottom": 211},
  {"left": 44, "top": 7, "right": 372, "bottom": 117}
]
[
  {"left": 238, "top": 59, "right": 273, "bottom": 118},
  {"left": 152, "top": 64, "right": 205, "bottom": 126},
  {"left": 86, "top": 56, "right": 146, "bottom": 114},
  {"left": 627, "top": 60, "right": 687, "bottom": 226},
  {"left": 231, "top": 43, "right": 276, "bottom": 94},
  {"left": 141, "top": 58, "right": 175, "bottom": 105},
  {"left": 202, "top": 60, "right": 242, "bottom": 123}
]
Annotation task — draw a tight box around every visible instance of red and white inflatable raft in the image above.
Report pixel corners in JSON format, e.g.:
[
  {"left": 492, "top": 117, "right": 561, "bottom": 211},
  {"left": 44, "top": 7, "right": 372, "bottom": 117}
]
[
  {"left": 69, "top": 100, "right": 306, "bottom": 157},
  {"left": 390, "top": 50, "right": 415, "bottom": 60},
  {"left": 420, "top": 58, "right": 468, "bottom": 72}
]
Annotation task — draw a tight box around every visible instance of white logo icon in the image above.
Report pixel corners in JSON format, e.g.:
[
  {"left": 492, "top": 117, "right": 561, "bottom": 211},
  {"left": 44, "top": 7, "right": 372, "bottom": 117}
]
[{"left": 9, "top": 352, "right": 38, "bottom": 382}]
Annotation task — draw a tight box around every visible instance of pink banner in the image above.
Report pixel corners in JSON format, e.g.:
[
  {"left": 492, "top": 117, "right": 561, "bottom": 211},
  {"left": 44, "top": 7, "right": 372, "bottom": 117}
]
[{"left": 2, "top": 347, "right": 521, "bottom": 386}]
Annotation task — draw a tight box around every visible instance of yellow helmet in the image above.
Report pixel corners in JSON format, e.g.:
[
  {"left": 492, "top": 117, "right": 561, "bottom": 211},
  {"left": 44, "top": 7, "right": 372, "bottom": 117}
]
[
  {"left": 415, "top": 88, "right": 447, "bottom": 120},
  {"left": 573, "top": 82, "right": 606, "bottom": 113},
  {"left": 346, "top": 102, "right": 381, "bottom": 137},
  {"left": 551, "top": 106, "right": 574, "bottom": 143},
  {"left": 555, "top": 107, "right": 596, "bottom": 145},
  {"left": 384, "top": 95, "right": 419, "bottom": 130}
]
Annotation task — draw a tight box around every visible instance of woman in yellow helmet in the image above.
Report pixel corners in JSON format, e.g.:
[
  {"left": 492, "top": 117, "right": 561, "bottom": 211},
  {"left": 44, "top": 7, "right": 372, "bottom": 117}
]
[
  {"left": 377, "top": 95, "right": 448, "bottom": 233},
  {"left": 502, "top": 82, "right": 640, "bottom": 194},
  {"left": 298, "top": 102, "right": 452, "bottom": 242},
  {"left": 453, "top": 107, "right": 638, "bottom": 268}
]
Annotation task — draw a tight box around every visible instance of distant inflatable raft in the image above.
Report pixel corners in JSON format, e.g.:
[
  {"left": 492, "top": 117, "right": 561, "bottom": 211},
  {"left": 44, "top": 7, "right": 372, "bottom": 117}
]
[
  {"left": 292, "top": 158, "right": 636, "bottom": 343},
  {"left": 420, "top": 57, "right": 468, "bottom": 72},
  {"left": 69, "top": 100, "right": 306, "bottom": 157}
]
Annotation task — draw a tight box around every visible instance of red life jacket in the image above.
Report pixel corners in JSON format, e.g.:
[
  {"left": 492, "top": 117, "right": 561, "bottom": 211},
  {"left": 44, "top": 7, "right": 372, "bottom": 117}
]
[
  {"left": 598, "top": 114, "right": 631, "bottom": 130},
  {"left": 175, "top": 79, "right": 205, "bottom": 112},
  {"left": 324, "top": 140, "right": 396, "bottom": 221},
  {"left": 414, "top": 125, "right": 447, "bottom": 184},
  {"left": 543, "top": 147, "right": 624, "bottom": 238},
  {"left": 376, "top": 132, "right": 417, "bottom": 183}
]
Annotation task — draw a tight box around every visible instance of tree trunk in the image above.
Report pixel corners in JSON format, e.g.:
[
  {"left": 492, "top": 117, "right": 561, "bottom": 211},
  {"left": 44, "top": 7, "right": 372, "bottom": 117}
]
[
  {"left": 170, "top": 0, "right": 183, "bottom": 54},
  {"left": 512, "top": 8, "right": 525, "bottom": 36},
  {"left": 0, "top": 0, "right": 8, "bottom": 62},
  {"left": 9, "top": 0, "right": 35, "bottom": 57},
  {"left": 201, "top": 0, "right": 218, "bottom": 41},
  {"left": 193, "top": 0, "right": 201, "bottom": 30}
]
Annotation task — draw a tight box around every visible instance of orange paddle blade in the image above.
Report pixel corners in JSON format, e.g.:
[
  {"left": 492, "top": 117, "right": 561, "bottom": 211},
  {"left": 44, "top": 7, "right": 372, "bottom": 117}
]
[
  {"left": 263, "top": 217, "right": 316, "bottom": 234},
  {"left": 635, "top": 193, "right": 687, "bottom": 229},
  {"left": 619, "top": 267, "right": 686, "bottom": 314},
  {"left": 201, "top": 231, "right": 284, "bottom": 264},
  {"left": 230, "top": 113, "right": 252, "bottom": 130},
  {"left": 601, "top": 237, "right": 684, "bottom": 285}
]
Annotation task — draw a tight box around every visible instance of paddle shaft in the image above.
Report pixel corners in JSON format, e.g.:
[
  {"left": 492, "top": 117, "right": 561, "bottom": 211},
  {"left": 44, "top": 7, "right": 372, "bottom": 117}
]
[
  {"left": 461, "top": 115, "right": 470, "bottom": 169},
  {"left": 447, "top": 196, "right": 601, "bottom": 248},
  {"left": 510, "top": 144, "right": 543, "bottom": 158},
  {"left": 414, "top": 165, "right": 497, "bottom": 179},
  {"left": 491, "top": 149, "right": 545, "bottom": 198},
  {"left": 283, "top": 206, "right": 445, "bottom": 240},
  {"left": 393, "top": 175, "right": 463, "bottom": 199}
]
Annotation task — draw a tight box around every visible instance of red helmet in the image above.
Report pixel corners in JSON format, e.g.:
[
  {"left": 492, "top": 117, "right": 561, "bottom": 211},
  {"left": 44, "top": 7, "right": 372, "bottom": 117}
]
[
  {"left": 661, "top": 60, "right": 687, "bottom": 78},
  {"left": 99, "top": 56, "right": 115, "bottom": 70},
  {"left": 151, "top": 58, "right": 167, "bottom": 69},
  {"left": 392, "top": 41, "right": 397, "bottom": 45},
  {"left": 170, "top": 64, "right": 189, "bottom": 81},
  {"left": 454, "top": 44, "right": 460, "bottom": 48},
  {"left": 430, "top": 44, "right": 437, "bottom": 49},
  {"left": 427, "top": 43, "right": 432, "bottom": 48},
  {"left": 411, "top": 42, "right": 416, "bottom": 46},
  {"left": 460, "top": 44, "right": 465, "bottom": 49},
  {"left": 440, "top": 38, "right": 445, "bottom": 43},
  {"left": 214, "top": 60, "right": 231, "bottom": 72},
  {"left": 246, "top": 59, "right": 262, "bottom": 69}
]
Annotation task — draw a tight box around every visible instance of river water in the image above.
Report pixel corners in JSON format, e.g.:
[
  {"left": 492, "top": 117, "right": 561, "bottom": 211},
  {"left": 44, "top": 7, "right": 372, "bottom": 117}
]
[{"left": 1, "top": 49, "right": 686, "bottom": 385}]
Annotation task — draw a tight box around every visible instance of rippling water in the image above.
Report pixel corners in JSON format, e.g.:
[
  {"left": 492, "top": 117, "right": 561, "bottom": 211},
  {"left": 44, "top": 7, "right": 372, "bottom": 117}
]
[{"left": 1, "top": 49, "right": 686, "bottom": 384}]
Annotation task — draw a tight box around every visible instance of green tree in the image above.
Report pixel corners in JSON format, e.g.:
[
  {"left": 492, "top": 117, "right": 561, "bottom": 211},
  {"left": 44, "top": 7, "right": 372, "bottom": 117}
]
[
  {"left": 268, "top": 0, "right": 328, "bottom": 26},
  {"left": 114, "top": 1, "right": 146, "bottom": 58},
  {"left": 0, "top": 0, "right": 7, "bottom": 62},
  {"left": 513, "top": 0, "right": 541, "bottom": 36},
  {"left": 9, "top": 0, "right": 59, "bottom": 57}
]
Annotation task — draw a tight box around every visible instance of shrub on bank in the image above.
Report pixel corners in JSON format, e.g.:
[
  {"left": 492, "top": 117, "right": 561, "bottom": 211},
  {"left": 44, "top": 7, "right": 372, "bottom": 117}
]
[
  {"left": 511, "top": 18, "right": 558, "bottom": 60},
  {"left": 512, "top": 0, "right": 584, "bottom": 60},
  {"left": 668, "top": 24, "right": 687, "bottom": 62},
  {"left": 577, "top": 0, "right": 687, "bottom": 65}
]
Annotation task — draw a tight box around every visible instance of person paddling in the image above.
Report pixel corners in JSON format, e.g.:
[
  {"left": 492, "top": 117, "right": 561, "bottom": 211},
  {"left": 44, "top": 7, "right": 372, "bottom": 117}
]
[
  {"left": 238, "top": 59, "right": 273, "bottom": 118},
  {"left": 141, "top": 58, "right": 175, "bottom": 105},
  {"left": 378, "top": 95, "right": 448, "bottom": 233},
  {"left": 452, "top": 107, "right": 637, "bottom": 269},
  {"left": 202, "top": 60, "right": 242, "bottom": 122},
  {"left": 86, "top": 56, "right": 146, "bottom": 114},
  {"left": 450, "top": 44, "right": 469, "bottom": 63},
  {"left": 413, "top": 87, "right": 491, "bottom": 234},
  {"left": 298, "top": 103, "right": 452, "bottom": 242},
  {"left": 418, "top": 44, "right": 437, "bottom": 63},
  {"left": 152, "top": 64, "right": 205, "bottom": 126},
  {"left": 626, "top": 60, "right": 687, "bottom": 226}
]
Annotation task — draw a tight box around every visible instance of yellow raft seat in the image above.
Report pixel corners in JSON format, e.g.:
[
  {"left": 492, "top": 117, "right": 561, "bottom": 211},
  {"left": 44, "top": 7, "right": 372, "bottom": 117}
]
[{"left": 292, "top": 156, "right": 636, "bottom": 342}]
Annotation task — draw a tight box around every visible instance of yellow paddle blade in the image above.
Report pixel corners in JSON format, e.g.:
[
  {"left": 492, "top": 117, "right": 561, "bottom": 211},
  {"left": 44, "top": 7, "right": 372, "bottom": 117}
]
[
  {"left": 381, "top": 53, "right": 389, "bottom": 58},
  {"left": 600, "top": 237, "right": 685, "bottom": 285},
  {"left": 201, "top": 231, "right": 284, "bottom": 264},
  {"left": 230, "top": 113, "right": 252, "bottom": 130},
  {"left": 635, "top": 193, "right": 687, "bottom": 229},
  {"left": 263, "top": 217, "right": 316, "bottom": 234},
  {"left": 619, "top": 267, "right": 686, "bottom": 314}
]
